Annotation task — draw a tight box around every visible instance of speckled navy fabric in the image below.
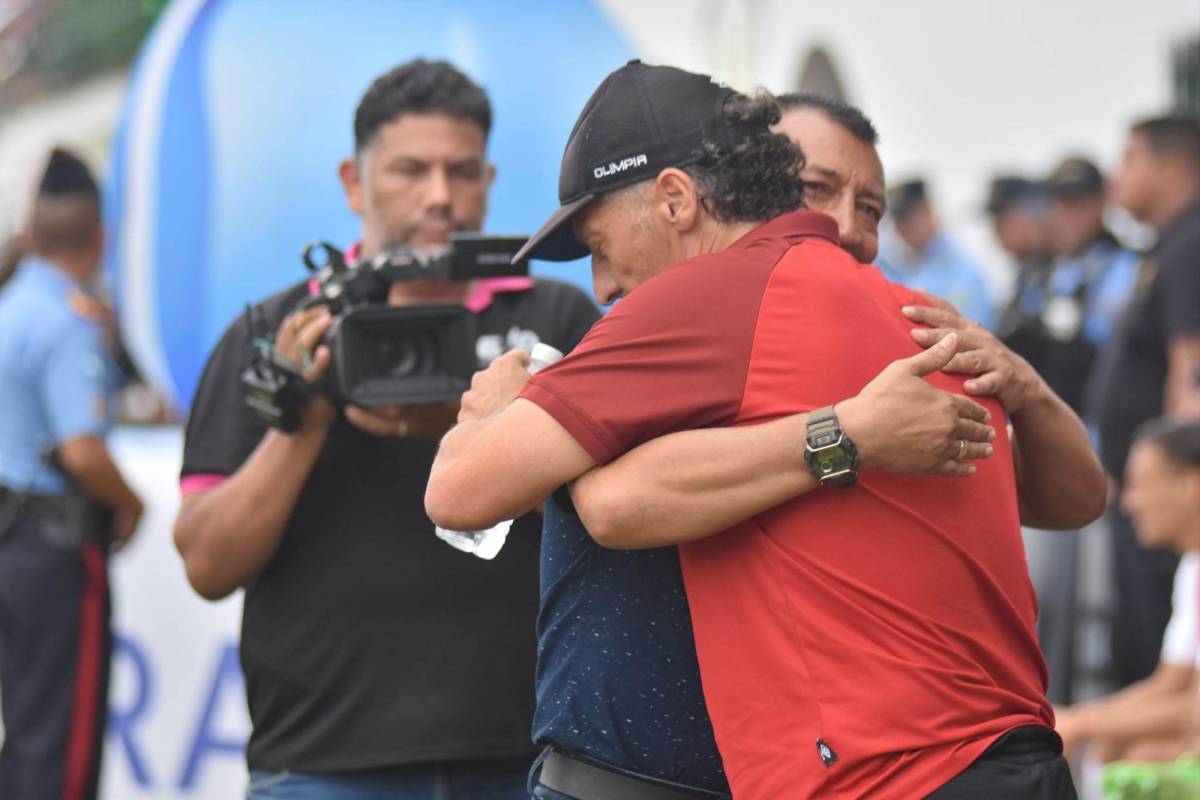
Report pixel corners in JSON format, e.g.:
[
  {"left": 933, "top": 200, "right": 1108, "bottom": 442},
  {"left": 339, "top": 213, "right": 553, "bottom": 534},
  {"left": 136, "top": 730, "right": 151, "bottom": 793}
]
[{"left": 531, "top": 493, "right": 729, "bottom": 793}]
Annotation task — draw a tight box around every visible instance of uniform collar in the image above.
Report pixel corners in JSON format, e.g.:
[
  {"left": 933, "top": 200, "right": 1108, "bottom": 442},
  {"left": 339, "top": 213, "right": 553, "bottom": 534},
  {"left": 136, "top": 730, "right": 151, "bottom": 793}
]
[{"left": 19, "top": 254, "right": 79, "bottom": 292}]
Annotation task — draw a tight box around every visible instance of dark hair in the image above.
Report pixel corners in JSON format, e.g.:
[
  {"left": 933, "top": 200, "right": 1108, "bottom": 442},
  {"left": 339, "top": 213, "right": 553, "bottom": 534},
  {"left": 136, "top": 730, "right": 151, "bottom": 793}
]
[
  {"left": 684, "top": 92, "right": 806, "bottom": 224},
  {"left": 354, "top": 59, "right": 492, "bottom": 153},
  {"left": 1134, "top": 417, "right": 1200, "bottom": 468},
  {"left": 775, "top": 92, "right": 879, "bottom": 146},
  {"left": 1131, "top": 113, "right": 1200, "bottom": 172}
]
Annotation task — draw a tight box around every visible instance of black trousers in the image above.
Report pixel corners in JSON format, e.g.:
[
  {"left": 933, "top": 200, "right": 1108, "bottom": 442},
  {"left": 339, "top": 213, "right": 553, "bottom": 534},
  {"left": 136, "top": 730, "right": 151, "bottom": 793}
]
[
  {"left": 0, "top": 512, "right": 111, "bottom": 800},
  {"left": 1108, "top": 504, "right": 1178, "bottom": 687},
  {"left": 926, "top": 727, "right": 1077, "bottom": 799}
]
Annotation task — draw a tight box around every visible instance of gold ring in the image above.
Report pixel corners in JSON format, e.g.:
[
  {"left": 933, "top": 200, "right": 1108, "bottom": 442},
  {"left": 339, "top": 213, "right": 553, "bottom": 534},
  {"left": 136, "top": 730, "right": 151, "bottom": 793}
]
[{"left": 957, "top": 439, "right": 968, "bottom": 460}]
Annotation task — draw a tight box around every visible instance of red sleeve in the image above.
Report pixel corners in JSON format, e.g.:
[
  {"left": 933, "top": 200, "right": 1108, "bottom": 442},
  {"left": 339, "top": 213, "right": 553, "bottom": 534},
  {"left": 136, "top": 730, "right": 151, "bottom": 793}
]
[{"left": 519, "top": 254, "right": 773, "bottom": 464}]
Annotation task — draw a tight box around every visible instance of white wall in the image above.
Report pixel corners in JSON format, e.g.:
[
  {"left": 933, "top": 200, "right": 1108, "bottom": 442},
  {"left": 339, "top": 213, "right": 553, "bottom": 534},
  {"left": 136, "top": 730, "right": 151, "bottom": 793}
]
[
  {"left": 0, "top": 70, "right": 127, "bottom": 240},
  {"left": 601, "top": 0, "right": 1197, "bottom": 287}
]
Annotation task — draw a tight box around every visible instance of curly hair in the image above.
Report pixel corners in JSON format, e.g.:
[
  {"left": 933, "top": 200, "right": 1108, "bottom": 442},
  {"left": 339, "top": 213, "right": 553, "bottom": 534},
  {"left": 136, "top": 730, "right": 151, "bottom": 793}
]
[
  {"left": 683, "top": 92, "right": 806, "bottom": 224},
  {"left": 354, "top": 59, "right": 492, "bottom": 153}
]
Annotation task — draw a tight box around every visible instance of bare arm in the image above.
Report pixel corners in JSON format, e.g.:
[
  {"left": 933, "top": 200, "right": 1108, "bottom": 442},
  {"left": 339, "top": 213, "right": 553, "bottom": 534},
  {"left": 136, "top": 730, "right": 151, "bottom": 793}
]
[
  {"left": 426, "top": 397, "right": 594, "bottom": 531},
  {"left": 1008, "top": 384, "right": 1107, "bottom": 529},
  {"left": 173, "top": 306, "right": 334, "bottom": 600},
  {"left": 1056, "top": 662, "right": 1196, "bottom": 755},
  {"left": 58, "top": 435, "right": 144, "bottom": 547},
  {"left": 174, "top": 415, "right": 331, "bottom": 600},
  {"left": 571, "top": 335, "right": 997, "bottom": 548},
  {"left": 904, "top": 300, "right": 1107, "bottom": 530}
]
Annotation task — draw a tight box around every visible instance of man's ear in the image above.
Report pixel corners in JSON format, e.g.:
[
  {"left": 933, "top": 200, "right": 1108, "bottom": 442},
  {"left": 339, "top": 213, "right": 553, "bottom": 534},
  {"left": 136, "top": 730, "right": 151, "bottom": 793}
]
[
  {"left": 339, "top": 157, "right": 365, "bottom": 216},
  {"left": 651, "top": 168, "right": 701, "bottom": 232}
]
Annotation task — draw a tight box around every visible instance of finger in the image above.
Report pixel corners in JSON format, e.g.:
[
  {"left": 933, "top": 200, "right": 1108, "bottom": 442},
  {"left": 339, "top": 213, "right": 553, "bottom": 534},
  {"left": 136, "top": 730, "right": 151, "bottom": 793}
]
[
  {"left": 345, "top": 405, "right": 404, "bottom": 437},
  {"left": 933, "top": 461, "right": 977, "bottom": 477},
  {"left": 954, "top": 416, "right": 996, "bottom": 443},
  {"left": 368, "top": 405, "right": 405, "bottom": 421},
  {"left": 950, "top": 394, "right": 991, "bottom": 423},
  {"left": 297, "top": 309, "right": 332, "bottom": 349},
  {"left": 942, "top": 350, "right": 995, "bottom": 377},
  {"left": 503, "top": 349, "right": 531, "bottom": 369},
  {"left": 899, "top": 333, "right": 959, "bottom": 376},
  {"left": 913, "top": 290, "right": 961, "bottom": 315},
  {"left": 279, "top": 306, "right": 323, "bottom": 338},
  {"left": 901, "top": 305, "right": 966, "bottom": 330},
  {"left": 963, "top": 373, "right": 1000, "bottom": 396},
  {"left": 955, "top": 440, "right": 994, "bottom": 460},
  {"left": 302, "top": 345, "right": 331, "bottom": 382}
]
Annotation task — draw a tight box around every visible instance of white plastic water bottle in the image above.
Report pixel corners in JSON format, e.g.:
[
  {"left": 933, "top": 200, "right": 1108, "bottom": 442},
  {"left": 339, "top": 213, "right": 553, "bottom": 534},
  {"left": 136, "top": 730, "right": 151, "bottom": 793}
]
[{"left": 436, "top": 342, "right": 565, "bottom": 559}]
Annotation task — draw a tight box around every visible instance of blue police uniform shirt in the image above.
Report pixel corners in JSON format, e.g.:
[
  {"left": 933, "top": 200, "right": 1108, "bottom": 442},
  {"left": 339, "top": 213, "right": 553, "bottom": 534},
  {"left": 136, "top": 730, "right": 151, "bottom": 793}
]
[
  {"left": 533, "top": 494, "right": 729, "bottom": 793},
  {"left": 878, "top": 232, "right": 998, "bottom": 330},
  {"left": 0, "top": 256, "right": 115, "bottom": 494},
  {"left": 1045, "top": 238, "right": 1138, "bottom": 349}
]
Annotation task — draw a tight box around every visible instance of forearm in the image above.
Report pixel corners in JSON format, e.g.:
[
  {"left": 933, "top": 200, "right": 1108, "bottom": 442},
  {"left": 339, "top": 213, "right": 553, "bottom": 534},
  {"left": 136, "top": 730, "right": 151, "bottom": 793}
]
[
  {"left": 1010, "top": 384, "right": 1107, "bottom": 530},
  {"left": 571, "top": 415, "right": 815, "bottom": 549},
  {"left": 174, "top": 422, "right": 328, "bottom": 600},
  {"left": 58, "top": 436, "right": 141, "bottom": 512},
  {"left": 426, "top": 399, "right": 595, "bottom": 531},
  {"left": 1074, "top": 686, "right": 1194, "bottom": 746}
]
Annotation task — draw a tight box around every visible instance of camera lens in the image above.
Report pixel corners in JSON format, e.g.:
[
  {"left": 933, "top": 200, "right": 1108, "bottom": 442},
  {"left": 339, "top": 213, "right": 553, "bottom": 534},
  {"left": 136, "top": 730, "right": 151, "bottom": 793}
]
[{"left": 366, "top": 332, "right": 436, "bottom": 377}]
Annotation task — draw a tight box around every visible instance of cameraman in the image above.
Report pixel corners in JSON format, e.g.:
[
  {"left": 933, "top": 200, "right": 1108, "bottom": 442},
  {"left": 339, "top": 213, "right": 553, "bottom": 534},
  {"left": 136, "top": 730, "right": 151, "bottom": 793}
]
[{"left": 173, "top": 60, "right": 599, "bottom": 799}]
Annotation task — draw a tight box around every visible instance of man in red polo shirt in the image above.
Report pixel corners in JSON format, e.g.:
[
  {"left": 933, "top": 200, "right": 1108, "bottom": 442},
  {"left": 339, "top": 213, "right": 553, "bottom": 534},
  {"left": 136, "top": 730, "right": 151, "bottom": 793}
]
[{"left": 427, "top": 62, "right": 1079, "bottom": 798}]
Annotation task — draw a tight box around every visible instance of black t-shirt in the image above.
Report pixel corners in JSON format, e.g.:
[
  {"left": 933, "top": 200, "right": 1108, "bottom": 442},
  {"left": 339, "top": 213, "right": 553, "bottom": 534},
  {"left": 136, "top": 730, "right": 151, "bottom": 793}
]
[
  {"left": 181, "top": 277, "right": 600, "bottom": 773},
  {"left": 1096, "top": 201, "right": 1200, "bottom": 477}
]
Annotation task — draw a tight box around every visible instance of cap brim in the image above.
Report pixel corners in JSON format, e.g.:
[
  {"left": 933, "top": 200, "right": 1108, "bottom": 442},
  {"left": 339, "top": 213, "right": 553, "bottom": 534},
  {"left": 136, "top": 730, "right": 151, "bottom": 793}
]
[{"left": 512, "top": 193, "right": 596, "bottom": 264}]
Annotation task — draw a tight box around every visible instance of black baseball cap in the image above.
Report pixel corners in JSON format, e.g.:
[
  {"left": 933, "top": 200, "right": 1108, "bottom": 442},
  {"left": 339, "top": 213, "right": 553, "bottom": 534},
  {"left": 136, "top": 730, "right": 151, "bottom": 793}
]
[
  {"left": 1043, "top": 157, "right": 1105, "bottom": 198},
  {"left": 513, "top": 60, "right": 758, "bottom": 264}
]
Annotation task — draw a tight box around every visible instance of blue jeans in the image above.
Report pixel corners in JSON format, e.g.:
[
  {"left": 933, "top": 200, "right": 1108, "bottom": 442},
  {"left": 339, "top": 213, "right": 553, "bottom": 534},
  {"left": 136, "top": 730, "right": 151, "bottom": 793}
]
[{"left": 247, "top": 757, "right": 532, "bottom": 799}]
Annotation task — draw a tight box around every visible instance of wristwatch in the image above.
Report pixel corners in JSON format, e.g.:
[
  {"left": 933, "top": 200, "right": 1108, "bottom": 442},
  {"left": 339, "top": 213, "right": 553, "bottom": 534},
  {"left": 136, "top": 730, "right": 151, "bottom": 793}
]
[{"left": 804, "top": 405, "right": 859, "bottom": 488}]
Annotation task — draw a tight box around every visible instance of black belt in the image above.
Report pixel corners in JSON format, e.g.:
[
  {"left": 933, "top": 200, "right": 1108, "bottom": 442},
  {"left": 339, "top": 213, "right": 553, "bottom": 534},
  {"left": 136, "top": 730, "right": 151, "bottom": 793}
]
[
  {"left": 539, "top": 750, "right": 726, "bottom": 800},
  {"left": 0, "top": 485, "right": 71, "bottom": 515},
  {"left": 0, "top": 485, "right": 111, "bottom": 548}
]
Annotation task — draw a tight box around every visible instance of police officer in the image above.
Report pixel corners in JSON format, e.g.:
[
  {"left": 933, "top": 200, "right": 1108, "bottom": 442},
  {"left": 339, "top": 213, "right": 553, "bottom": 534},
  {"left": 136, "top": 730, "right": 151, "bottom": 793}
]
[
  {"left": 987, "top": 175, "right": 1055, "bottom": 372},
  {"left": 0, "top": 148, "right": 144, "bottom": 800},
  {"left": 1041, "top": 156, "right": 1138, "bottom": 418}
]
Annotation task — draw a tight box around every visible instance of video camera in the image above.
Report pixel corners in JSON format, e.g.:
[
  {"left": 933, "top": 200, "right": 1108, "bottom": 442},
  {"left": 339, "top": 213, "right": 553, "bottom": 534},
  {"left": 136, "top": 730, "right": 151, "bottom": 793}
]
[{"left": 242, "top": 233, "right": 529, "bottom": 432}]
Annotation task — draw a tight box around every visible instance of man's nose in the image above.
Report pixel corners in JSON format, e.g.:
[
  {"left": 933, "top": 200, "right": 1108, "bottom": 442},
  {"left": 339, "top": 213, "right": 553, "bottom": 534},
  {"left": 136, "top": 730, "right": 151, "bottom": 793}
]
[
  {"left": 592, "top": 269, "right": 619, "bottom": 306},
  {"left": 834, "top": 197, "right": 862, "bottom": 252},
  {"left": 424, "top": 166, "right": 452, "bottom": 210}
]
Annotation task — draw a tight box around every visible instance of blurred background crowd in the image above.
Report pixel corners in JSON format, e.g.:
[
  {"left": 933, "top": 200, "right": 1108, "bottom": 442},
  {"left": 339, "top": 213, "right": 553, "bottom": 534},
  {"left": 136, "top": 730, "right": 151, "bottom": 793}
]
[{"left": 0, "top": 1, "right": 1198, "bottom": 798}]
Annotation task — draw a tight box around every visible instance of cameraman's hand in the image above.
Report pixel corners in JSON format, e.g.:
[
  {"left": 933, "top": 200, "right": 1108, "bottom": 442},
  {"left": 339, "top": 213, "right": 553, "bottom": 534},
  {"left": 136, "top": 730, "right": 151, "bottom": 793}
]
[
  {"left": 837, "top": 333, "right": 997, "bottom": 477},
  {"left": 458, "top": 349, "right": 531, "bottom": 423},
  {"left": 903, "top": 292, "right": 1044, "bottom": 415},
  {"left": 345, "top": 402, "right": 460, "bottom": 439},
  {"left": 275, "top": 307, "right": 335, "bottom": 430}
]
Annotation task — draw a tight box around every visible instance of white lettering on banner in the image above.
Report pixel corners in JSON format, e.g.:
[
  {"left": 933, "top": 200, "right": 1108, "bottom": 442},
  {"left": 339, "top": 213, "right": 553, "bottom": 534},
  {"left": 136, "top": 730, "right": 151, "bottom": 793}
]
[{"left": 593, "top": 153, "right": 648, "bottom": 179}]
